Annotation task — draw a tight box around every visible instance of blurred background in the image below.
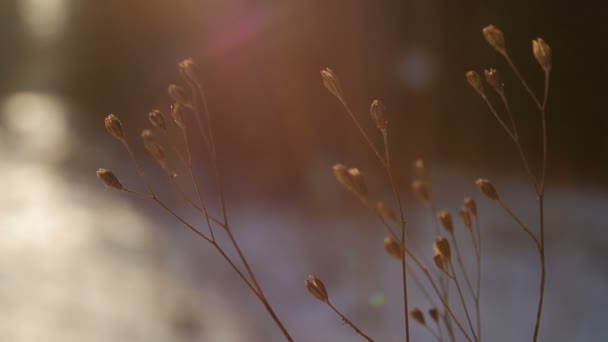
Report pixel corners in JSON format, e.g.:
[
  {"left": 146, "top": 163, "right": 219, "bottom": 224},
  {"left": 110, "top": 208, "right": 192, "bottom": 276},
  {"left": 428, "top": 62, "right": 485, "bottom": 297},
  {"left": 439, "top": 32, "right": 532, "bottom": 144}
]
[{"left": 1, "top": 0, "right": 607, "bottom": 341}]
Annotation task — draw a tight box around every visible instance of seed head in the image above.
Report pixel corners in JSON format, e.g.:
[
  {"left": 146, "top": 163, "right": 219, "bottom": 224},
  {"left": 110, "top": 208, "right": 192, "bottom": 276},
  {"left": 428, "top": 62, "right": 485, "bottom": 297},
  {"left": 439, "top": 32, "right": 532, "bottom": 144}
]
[
  {"left": 409, "top": 307, "right": 426, "bottom": 325},
  {"left": 475, "top": 178, "right": 500, "bottom": 201},
  {"left": 482, "top": 25, "right": 507, "bottom": 56},
  {"left": 412, "top": 179, "right": 430, "bottom": 204},
  {"left": 148, "top": 110, "right": 167, "bottom": 131},
  {"left": 332, "top": 164, "right": 368, "bottom": 201},
  {"left": 321, "top": 68, "right": 343, "bottom": 100},
  {"left": 484, "top": 68, "right": 504, "bottom": 93},
  {"left": 532, "top": 38, "right": 552, "bottom": 72},
  {"left": 171, "top": 103, "right": 186, "bottom": 129},
  {"left": 438, "top": 210, "right": 454, "bottom": 233},
  {"left": 383, "top": 236, "right": 403, "bottom": 260},
  {"left": 433, "top": 252, "right": 445, "bottom": 270},
  {"left": 178, "top": 58, "right": 200, "bottom": 85},
  {"left": 376, "top": 201, "right": 397, "bottom": 222},
  {"left": 104, "top": 114, "right": 125, "bottom": 141},
  {"left": 428, "top": 308, "right": 439, "bottom": 323},
  {"left": 370, "top": 100, "right": 388, "bottom": 135},
  {"left": 141, "top": 129, "right": 166, "bottom": 162},
  {"left": 464, "top": 197, "right": 478, "bottom": 217},
  {"left": 305, "top": 275, "right": 329, "bottom": 303},
  {"left": 466, "top": 70, "right": 485, "bottom": 96},
  {"left": 459, "top": 208, "right": 473, "bottom": 230},
  {"left": 168, "top": 84, "right": 188, "bottom": 104},
  {"left": 96, "top": 168, "right": 123, "bottom": 191},
  {"left": 413, "top": 159, "right": 430, "bottom": 181},
  {"left": 347, "top": 168, "right": 368, "bottom": 201},
  {"left": 433, "top": 236, "right": 451, "bottom": 263}
]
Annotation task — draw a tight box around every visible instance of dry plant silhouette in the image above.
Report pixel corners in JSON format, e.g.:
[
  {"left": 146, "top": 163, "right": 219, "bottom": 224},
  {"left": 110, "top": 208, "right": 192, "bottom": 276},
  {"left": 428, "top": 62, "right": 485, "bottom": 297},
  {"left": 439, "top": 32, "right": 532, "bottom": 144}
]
[{"left": 97, "top": 24, "right": 552, "bottom": 342}]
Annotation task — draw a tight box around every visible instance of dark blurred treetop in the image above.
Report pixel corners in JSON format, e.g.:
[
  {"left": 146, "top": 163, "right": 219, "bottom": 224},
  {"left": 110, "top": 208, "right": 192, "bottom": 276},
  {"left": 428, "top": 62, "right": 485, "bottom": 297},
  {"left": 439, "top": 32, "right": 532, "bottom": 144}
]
[{"left": 1, "top": 0, "right": 606, "bottom": 195}]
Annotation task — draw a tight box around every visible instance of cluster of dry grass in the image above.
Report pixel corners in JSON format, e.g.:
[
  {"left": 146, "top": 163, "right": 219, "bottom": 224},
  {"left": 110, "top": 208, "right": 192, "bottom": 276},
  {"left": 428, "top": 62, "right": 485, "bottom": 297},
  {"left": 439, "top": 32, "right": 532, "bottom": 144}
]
[{"left": 97, "top": 24, "right": 552, "bottom": 342}]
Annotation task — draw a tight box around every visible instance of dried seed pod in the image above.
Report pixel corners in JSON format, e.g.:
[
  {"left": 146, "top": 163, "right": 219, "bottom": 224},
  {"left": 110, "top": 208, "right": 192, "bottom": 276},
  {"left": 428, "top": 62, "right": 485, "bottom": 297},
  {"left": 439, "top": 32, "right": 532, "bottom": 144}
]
[
  {"left": 168, "top": 84, "right": 188, "bottom": 104},
  {"left": 482, "top": 25, "right": 507, "bottom": 56},
  {"left": 464, "top": 197, "right": 478, "bottom": 217},
  {"left": 409, "top": 307, "right": 426, "bottom": 325},
  {"left": 433, "top": 252, "right": 445, "bottom": 270},
  {"left": 171, "top": 103, "right": 186, "bottom": 129},
  {"left": 428, "top": 308, "right": 439, "bottom": 323},
  {"left": 305, "top": 275, "right": 329, "bottom": 303},
  {"left": 383, "top": 236, "right": 402, "bottom": 260},
  {"left": 370, "top": 100, "right": 388, "bottom": 135},
  {"left": 475, "top": 178, "right": 500, "bottom": 201},
  {"left": 333, "top": 163, "right": 352, "bottom": 188},
  {"left": 141, "top": 129, "right": 166, "bottom": 162},
  {"left": 412, "top": 179, "right": 430, "bottom": 204},
  {"left": 438, "top": 210, "right": 454, "bottom": 233},
  {"left": 532, "top": 38, "right": 552, "bottom": 72},
  {"left": 96, "top": 168, "right": 123, "bottom": 191},
  {"left": 178, "top": 58, "right": 200, "bottom": 85},
  {"left": 376, "top": 201, "right": 397, "bottom": 222},
  {"left": 347, "top": 168, "right": 368, "bottom": 201},
  {"left": 332, "top": 164, "right": 368, "bottom": 201},
  {"left": 148, "top": 110, "right": 167, "bottom": 131},
  {"left": 433, "top": 236, "right": 451, "bottom": 263},
  {"left": 104, "top": 114, "right": 125, "bottom": 141},
  {"left": 413, "top": 159, "right": 430, "bottom": 181},
  {"left": 459, "top": 207, "right": 473, "bottom": 230},
  {"left": 321, "top": 68, "right": 343, "bottom": 100},
  {"left": 466, "top": 70, "right": 485, "bottom": 96},
  {"left": 484, "top": 68, "right": 504, "bottom": 93}
]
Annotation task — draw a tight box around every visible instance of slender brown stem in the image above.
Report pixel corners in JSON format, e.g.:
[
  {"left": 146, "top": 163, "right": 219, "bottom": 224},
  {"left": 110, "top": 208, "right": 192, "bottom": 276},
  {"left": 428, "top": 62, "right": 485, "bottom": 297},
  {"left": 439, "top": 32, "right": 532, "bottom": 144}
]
[
  {"left": 497, "top": 91, "right": 519, "bottom": 141},
  {"left": 533, "top": 70, "right": 550, "bottom": 342},
  {"left": 504, "top": 55, "right": 542, "bottom": 111},
  {"left": 447, "top": 263, "right": 477, "bottom": 342},
  {"left": 497, "top": 200, "right": 541, "bottom": 252},
  {"left": 435, "top": 315, "right": 445, "bottom": 342},
  {"left": 383, "top": 134, "right": 411, "bottom": 342},
  {"left": 327, "top": 302, "right": 375, "bottom": 342},
  {"left": 474, "top": 216, "right": 482, "bottom": 342},
  {"left": 449, "top": 232, "right": 475, "bottom": 299},
  {"left": 423, "top": 323, "right": 442, "bottom": 341},
  {"left": 427, "top": 203, "right": 454, "bottom": 342},
  {"left": 486, "top": 90, "right": 541, "bottom": 194},
  {"left": 339, "top": 99, "right": 386, "bottom": 167},
  {"left": 121, "top": 139, "right": 154, "bottom": 196},
  {"left": 335, "top": 96, "right": 408, "bottom": 341},
  {"left": 178, "top": 126, "right": 216, "bottom": 241},
  {"left": 189, "top": 82, "right": 292, "bottom": 341},
  {"left": 406, "top": 251, "right": 472, "bottom": 342}
]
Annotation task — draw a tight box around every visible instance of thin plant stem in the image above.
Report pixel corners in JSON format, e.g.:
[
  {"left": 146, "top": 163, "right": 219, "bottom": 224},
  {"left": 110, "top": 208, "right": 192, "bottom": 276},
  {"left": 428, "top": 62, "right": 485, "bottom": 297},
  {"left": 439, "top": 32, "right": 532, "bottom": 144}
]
[
  {"left": 326, "top": 301, "right": 375, "bottom": 342},
  {"left": 449, "top": 232, "right": 475, "bottom": 299},
  {"left": 483, "top": 92, "right": 540, "bottom": 194},
  {"left": 383, "top": 133, "right": 411, "bottom": 342},
  {"left": 423, "top": 323, "right": 442, "bottom": 342},
  {"left": 533, "top": 70, "right": 550, "bottom": 342},
  {"left": 179, "top": 126, "right": 216, "bottom": 241},
  {"left": 195, "top": 89, "right": 293, "bottom": 341},
  {"left": 338, "top": 98, "right": 386, "bottom": 167},
  {"left": 427, "top": 204, "right": 454, "bottom": 342},
  {"left": 474, "top": 216, "right": 482, "bottom": 342},
  {"left": 435, "top": 316, "right": 445, "bottom": 342},
  {"left": 503, "top": 55, "right": 542, "bottom": 111},
  {"left": 497, "top": 200, "right": 541, "bottom": 252},
  {"left": 405, "top": 247, "right": 471, "bottom": 341},
  {"left": 497, "top": 91, "right": 519, "bottom": 140},
  {"left": 335, "top": 96, "right": 409, "bottom": 342},
  {"left": 447, "top": 263, "right": 477, "bottom": 342}
]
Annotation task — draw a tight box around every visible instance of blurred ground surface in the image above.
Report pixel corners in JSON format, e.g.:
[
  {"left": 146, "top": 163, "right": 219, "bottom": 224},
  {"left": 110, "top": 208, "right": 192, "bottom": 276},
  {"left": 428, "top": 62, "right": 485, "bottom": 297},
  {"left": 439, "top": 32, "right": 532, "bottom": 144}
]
[{"left": 0, "top": 92, "right": 607, "bottom": 341}]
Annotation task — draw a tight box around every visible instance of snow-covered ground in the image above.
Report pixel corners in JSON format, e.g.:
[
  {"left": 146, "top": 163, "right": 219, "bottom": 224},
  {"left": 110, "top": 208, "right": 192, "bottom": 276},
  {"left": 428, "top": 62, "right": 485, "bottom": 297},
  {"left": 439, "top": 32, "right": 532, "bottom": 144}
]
[{"left": 1, "top": 92, "right": 607, "bottom": 341}]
